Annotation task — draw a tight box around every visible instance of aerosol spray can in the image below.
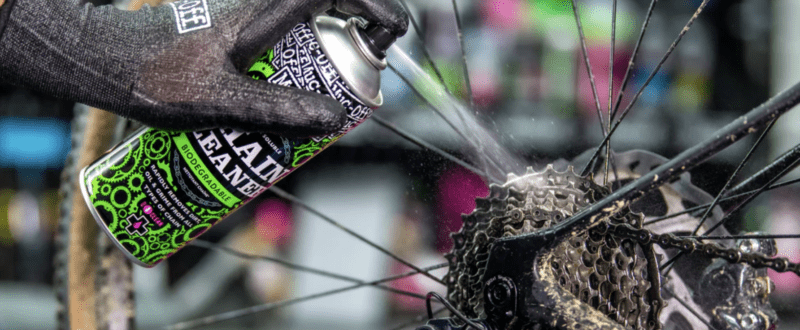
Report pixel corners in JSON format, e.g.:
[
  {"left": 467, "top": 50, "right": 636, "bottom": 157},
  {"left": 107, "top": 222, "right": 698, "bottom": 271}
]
[{"left": 80, "top": 14, "right": 397, "bottom": 267}]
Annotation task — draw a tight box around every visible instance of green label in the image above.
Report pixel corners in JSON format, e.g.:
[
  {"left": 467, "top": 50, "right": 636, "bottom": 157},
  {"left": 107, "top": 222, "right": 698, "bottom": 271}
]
[
  {"left": 84, "top": 129, "right": 235, "bottom": 265},
  {"left": 174, "top": 133, "right": 241, "bottom": 208},
  {"left": 84, "top": 21, "right": 376, "bottom": 266}
]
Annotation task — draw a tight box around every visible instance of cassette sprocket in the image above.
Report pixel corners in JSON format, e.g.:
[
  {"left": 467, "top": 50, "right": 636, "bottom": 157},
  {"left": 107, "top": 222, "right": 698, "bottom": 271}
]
[{"left": 445, "top": 165, "right": 662, "bottom": 329}]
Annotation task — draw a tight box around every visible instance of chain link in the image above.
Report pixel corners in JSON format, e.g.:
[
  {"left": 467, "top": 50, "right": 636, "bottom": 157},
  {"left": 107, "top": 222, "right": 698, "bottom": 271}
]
[{"left": 598, "top": 222, "right": 800, "bottom": 276}]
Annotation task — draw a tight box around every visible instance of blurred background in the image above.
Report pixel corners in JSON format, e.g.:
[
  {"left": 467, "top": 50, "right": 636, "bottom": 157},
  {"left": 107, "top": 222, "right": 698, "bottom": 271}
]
[{"left": 1, "top": 0, "right": 799, "bottom": 329}]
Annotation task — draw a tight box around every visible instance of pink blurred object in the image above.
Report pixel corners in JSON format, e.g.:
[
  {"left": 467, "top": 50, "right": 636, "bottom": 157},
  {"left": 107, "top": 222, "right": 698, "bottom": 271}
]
[
  {"left": 471, "top": 69, "right": 500, "bottom": 108},
  {"left": 390, "top": 262, "right": 424, "bottom": 311},
  {"left": 254, "top": 198, "right": 293, "bottom": 247},
  {"left": 480, "top": 0, "right": 523, "bottom": 30},
  {"left": 768, "top": 267, "right": 800, "bottom": 295},
  {"left": 767, "top": 194, "right": 800, "bottom": 295},
  {"left": 577, "top": 46, "right": 631, "bottom": 118},
  {"left": 436, "top": 166, "right": 489, "bottom": 253},
  {"left": 389, "top": 254, "right": 448, "bottom": 311}
]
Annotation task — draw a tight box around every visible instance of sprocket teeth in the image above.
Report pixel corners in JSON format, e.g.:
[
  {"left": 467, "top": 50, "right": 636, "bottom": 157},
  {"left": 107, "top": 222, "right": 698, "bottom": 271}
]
[
  {"left": 475, "top": 198, "right": 490, "bottom": 210},
  {"left": 451, "top": 232, "right": 465, "bottom": 244},
  {"left": 489, "top": 198, "right": 506, "bottom": 214},
  {"left": 542, "top": 196, "right": 557, "bottom": 210},
  {"left": 565, "top": 193, "right": 577, "bottom": 203},
  {"left": 507, "top": 172, "right": 519, "bottom": 181},
  {"left": 521, "top": 220, "right": 536, "bottom": 233},
  {"left": 489, "top": 184, "right": 504, "bottom": 198},
  {"left": 508, "top": 187, "right": 526, "bottom": 202},
  {"left": 564, "top": 202, "right": 577, "bottom": 214},
  {"left": 446, "top": 163, "right": 660, "bottom": 328},
  {"left": 461, "top": 214, "right": 479, "bottom": 228}
]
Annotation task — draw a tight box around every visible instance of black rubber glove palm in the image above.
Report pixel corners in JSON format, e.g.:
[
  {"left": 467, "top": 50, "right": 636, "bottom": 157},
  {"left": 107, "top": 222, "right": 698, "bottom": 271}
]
[{"left": 0, "top": 0, "right": 407, "bottom": 137}]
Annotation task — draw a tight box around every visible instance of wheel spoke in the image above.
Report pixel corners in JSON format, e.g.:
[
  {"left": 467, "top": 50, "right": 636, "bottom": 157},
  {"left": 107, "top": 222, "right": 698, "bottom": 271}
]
[
  {"left": 659, "top": 258, "right": 676, "bottom": 274},
  {"left": 604, "top": 0, "right": 618, "bottom": 186},
  {"left": 661, "top": 142, "right": 800, "bottom": 275},
  {"left": 392, "top": 1, "right": 512, "bottom": 182},
  {"left": 722, "top": 142, "right": 800, "bottom": 208},
  {"left": 610, "top": 0, "right": 659, "bottom": 122},
  {"left": 268, "top": 186, "right": 447, "bottom": 286},
  {"left": 617, "top": 0, "right": 711, "bottom": 121},
  {"left": 608, "top": 0, "right": 617, "bottom": 121},
  {"left": 371, "top": 115, "right": 494, "bottom": 182},
  {"left": 662, "top": 286, "right": 719, "bottom": 330},
  {"left": 387, "top": 62, "right": 507, "bottom": 183},
  {"left": 644, "top": 177, "right": 800, "bottom": 226},
  {"left": 392, "top": 2, "right": 511, "bottom": 182},
  {"left": 680, "top": 234, "right": 800, "bottom": 240},
  {"left": 190, "top": 240, "right": 428, "bottom": 300},
  {"left": 426, "top": 292, "right": 485, "bottom": 330},
  {"left": 583, "top": 0, "right": 710, "bottom": 176},
  {"left": 701, "top": 156, "right": 800, "bottom": 237},
  {"left": 570, "top": 0, "right": 607, "bottom": 138},
  {"left": 690, "top": 119, "right": 777, "bottom": 236},
  {"left": 555, "top": 81, "right": 800, "bottom": 250},
  {"left": 450, "top": 0, "right": 474, "bottom": 108},
  {"left": 397, "top": 0, "right": 448, "bottom": 87},
  {"left": 164, "top": 263, "right": 449, "bottom": 330}
]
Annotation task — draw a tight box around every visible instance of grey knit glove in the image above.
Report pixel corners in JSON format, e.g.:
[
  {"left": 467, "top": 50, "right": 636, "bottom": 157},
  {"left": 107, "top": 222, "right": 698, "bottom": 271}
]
[{"left": 0, "top": 0, "right": 407, "bottom": 137}]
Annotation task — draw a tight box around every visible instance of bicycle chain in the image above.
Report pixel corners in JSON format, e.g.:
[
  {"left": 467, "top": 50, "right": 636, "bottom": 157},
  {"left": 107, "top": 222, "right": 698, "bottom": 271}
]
[{"left": 598, "top": 222, "right": 800, "bottom": 276}]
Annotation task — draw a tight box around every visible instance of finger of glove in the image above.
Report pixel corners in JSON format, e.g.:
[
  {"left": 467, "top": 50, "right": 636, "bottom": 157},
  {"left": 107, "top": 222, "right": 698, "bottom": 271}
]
[
  {"left": 229, "top": 0, "right": 328, "bottom": 72},
  {"left": 211, "top": 71, "right": 348, "bottom": 137},
  {"left": 131, "top": 71, "right": 348, "bottom": 138},
  {"left": 336, "top": 0, "right": 409, "bottom": 37}
]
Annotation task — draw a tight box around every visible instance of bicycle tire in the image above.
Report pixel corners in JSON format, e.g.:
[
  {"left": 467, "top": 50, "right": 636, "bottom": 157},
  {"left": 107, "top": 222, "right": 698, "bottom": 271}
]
[{"left": 55, "top": 105, "right": 135, "bottom": 330}]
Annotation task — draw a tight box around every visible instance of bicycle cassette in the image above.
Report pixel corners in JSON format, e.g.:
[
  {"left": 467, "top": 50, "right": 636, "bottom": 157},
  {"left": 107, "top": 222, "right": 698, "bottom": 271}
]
[
  {"left": 422, "top": 151, "right": 791, "bottom": 330},
  {"left": 444, "top": 165, "right": 663, "bottom": 330}
]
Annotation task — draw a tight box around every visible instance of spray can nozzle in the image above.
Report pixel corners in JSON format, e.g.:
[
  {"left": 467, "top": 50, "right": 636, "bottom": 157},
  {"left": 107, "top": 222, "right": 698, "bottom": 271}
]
[{"left": 358, "top": 24, "right": 396, "bottom": 59}]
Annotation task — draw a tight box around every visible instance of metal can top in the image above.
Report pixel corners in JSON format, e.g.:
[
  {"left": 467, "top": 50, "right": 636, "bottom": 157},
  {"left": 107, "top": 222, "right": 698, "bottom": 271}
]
[{"left": 311, "top": 15, "right": 386, "bottom": 108}]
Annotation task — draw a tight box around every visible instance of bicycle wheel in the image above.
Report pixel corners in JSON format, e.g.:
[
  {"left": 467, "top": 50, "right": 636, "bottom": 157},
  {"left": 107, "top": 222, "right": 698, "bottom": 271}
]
[{"left": 57, "top": 1, "right": 800, "bottom": 329}]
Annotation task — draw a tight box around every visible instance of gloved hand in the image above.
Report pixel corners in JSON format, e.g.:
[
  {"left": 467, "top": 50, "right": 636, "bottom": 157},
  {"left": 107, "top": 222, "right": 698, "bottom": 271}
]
[{"left": 0, "top": 0, "right": 408, "bottom": 137}]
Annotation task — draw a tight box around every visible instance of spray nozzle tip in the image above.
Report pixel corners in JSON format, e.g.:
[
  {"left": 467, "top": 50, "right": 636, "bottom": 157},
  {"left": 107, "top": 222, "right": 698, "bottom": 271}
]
[{"left": 359, "top": 24, "right": 396, "bottom": 59}]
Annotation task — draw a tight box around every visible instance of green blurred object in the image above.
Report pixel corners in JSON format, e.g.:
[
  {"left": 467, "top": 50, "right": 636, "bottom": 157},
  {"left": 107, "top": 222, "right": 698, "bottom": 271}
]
[
  {"left": 743, "top": 204, "right": 770, "bottom": 233},
  {"left": 528, "top": 0, "right": 572, "bottom": 20},
  {"left": 526, "top": 0, "right": 636, "bottom": 43},
  {"left": 419, "top": 60, "right": 467, "bottom": 103},
  {"left": 543, "top": 48, "right": 577, "bottom": 118},
  {"left": 671, "top": 72, "right": 712, "bottom": 112},
  {"left": 0, "top": 190, "right": 14, "bottom": 246}
]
